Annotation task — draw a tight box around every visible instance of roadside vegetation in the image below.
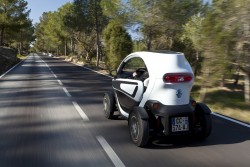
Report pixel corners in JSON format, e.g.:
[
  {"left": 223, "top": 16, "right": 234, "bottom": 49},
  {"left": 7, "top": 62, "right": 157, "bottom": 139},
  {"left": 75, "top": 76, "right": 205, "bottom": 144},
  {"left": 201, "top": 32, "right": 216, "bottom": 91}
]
[
  {"left": 0, "top": 0, "right": 33, "bottom": 74},
  {"left": 191, "top": 77, "right": 250, "bottom": 123},
  {"left": 0, "top": 0, "right": 249, "bottom": 123}
]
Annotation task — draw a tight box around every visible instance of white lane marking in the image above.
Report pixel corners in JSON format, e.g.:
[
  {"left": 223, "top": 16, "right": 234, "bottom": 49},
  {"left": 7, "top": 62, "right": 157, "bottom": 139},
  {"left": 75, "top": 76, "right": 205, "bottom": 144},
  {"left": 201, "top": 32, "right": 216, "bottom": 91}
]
[
  {"left": 96, "top": 136, "right": 125, "bottom": 167},
  {"left": 65, "top": 59, "right": 113, "bottom": 79},
  {"left": 0, "top": 58, "right": 26, "bottom": 79},
  {"left": 53, "top": 74, "right": 58, "bottom": 78},
  {"left": 72, "top": 101, "right": 89, "bottom": 121},
  {"left": 63, "top": 87, "right": 71, "bottom": 97},
  {"left": 40, "top": 58, "right": 49, "bottom": 67},
  {"left": 212, "top": 112, "right": 250, "bottom": 128},
  {"left": 57, "top": 56, "right": 250, "bottom": 130},
  {"left": 82, "top": 66, "right": 113, "bottom": 78},
  {"left": 57, "top": 79, "right": 63, "bottom": 86},
  {"left": 39, "top": 56, "right": 64, "bottom": 90}
]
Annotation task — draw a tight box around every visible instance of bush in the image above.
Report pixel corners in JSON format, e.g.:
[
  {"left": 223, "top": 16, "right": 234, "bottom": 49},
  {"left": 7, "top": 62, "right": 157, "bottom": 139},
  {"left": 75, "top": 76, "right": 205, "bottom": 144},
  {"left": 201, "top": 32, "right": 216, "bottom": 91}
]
[{"left": 103, "top": 22, "right": 133, "bottom": 71}]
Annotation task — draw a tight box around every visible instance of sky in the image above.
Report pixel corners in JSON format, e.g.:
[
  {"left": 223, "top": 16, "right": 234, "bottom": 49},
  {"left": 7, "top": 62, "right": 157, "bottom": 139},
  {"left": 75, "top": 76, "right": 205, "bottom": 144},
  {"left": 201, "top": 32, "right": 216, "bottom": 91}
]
[{"left": 26, "top": 0, "right": 73, "bottom": 24}]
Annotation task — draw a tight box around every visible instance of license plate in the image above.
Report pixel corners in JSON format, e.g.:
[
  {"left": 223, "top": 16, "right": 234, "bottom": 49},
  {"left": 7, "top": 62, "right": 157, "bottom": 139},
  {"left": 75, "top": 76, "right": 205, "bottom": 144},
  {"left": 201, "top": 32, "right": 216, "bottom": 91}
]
[{"left": 171, "top": 117, "right": 189, "bottom": 132}]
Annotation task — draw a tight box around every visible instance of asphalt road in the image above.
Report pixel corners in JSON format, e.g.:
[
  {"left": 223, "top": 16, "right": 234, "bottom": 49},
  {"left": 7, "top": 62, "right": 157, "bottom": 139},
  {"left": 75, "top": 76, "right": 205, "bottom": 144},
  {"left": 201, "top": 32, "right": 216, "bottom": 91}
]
[{"left": 0, "top": 53, "right": 249, "bottom": 167}]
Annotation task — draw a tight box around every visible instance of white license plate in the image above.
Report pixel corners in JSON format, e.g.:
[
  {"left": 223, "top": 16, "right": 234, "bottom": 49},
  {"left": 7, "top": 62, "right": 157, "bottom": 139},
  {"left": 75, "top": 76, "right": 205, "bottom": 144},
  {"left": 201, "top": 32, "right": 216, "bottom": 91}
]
[{"left": 171, "top": 117, "right": 189, "bottom": 132}]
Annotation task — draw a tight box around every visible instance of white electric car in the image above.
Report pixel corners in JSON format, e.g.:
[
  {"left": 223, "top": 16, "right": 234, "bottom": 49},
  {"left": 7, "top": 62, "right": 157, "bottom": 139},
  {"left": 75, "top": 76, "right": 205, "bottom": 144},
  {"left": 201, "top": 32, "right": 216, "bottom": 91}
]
[{"left": 103, "top": 51, "right": 212, "bottom": 147}]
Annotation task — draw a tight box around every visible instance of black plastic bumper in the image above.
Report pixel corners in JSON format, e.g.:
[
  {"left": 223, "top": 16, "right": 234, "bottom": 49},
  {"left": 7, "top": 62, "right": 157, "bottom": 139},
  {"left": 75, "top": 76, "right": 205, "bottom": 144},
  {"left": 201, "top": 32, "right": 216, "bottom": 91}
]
[{"left": 145, "top": 101, "right": 196, "bottom": 136}]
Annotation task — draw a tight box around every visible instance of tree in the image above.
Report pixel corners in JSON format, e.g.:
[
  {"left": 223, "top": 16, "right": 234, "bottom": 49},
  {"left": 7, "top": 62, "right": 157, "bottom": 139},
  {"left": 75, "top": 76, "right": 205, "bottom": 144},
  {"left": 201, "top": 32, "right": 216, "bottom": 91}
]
[
  {"left": 34, "top": 5, "right": 74, "bottom": 56},
  {"left": 182, "top": 14, "right": 204, "bottom": 76},
  {"left": 56, "top": 3, "right": 74, "bottom": 56},
  {"left": 129, "top": 0, "right": 164, "bottom": 50},
  {"left": 101, "top": 0, "right": 130, "bottom": 25},
  {"left": 103, "top": 21, "right": 133, "bottom": 71},
  {"left": 10, "top": 18, "right": 34, "bottom": 54},
  {"left": 128, "top": 0, "right": 204, "bottom": 51},
  {"left": 198, "top": 0, "right": 237, "bottom": 101},
  {"left": 70, "top": 0, "right": 108, "bottom": 66},
  {"left": 232, "top": 0, "right": 250, "bottom": 103},
  {"left": 0, "top": 0, "right": 30, "bottom": 46},
  {"left": 34, "top": 12, "right": 61, "bottom": 53}
]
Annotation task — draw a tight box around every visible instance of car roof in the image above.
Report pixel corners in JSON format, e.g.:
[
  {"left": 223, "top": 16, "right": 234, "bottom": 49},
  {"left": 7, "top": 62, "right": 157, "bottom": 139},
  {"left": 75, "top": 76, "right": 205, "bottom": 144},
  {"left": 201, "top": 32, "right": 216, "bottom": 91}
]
[
  {"left": 124, "top": 51, "right": 193, "bottom": 78},
  {"left": 146, "top": 50, "right": 182, "bottom": 54}
]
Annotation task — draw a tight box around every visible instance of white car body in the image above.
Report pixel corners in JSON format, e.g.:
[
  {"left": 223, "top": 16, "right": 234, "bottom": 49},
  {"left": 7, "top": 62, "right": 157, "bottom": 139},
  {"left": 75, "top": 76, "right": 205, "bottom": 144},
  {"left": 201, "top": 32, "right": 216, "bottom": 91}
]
[
  {"left": 113, "top": 51, "right": 194, "bottom": 118},
  {"left": 105, "top": 51, "right": 212, "bottom": 147}
]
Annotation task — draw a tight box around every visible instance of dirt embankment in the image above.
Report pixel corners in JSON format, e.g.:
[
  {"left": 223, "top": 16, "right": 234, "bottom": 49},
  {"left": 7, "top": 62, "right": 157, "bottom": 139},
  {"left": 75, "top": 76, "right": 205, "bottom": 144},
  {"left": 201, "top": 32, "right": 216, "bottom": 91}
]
[{"left": 0, "top": 47, "right": 19, "bottom": 74}]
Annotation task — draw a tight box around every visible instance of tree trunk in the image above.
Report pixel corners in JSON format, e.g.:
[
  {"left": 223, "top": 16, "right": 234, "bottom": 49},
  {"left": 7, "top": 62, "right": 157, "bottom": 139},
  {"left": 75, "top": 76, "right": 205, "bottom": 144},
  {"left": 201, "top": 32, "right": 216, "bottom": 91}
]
[
  {"left": 147, "top": 30, "right": 153, "bottom": 51},
  {"left": 199, "top": 68, "right": 210, "bottom": 102},
  {"left": 199, "top": 87, "right": 207, "bottom": 102},
  {"left": 94, "top": 0, "right": 101, "bottom": 67},
  {"left": 70, "top": 37, "right": 74, "bottom": 54},
  {"left": 64, "top": 39, "right": 67, "bottom": 56},
  {"left": 0, "top": 26, "right": 5, "bottom": 46},
  {"left": 18, "top": 42, "right": 21, "bottom": 55},
  {"left": 239, "top": 66, "right": 250, "bottom": 103},
  {"left": 220, "top": 74, "right": 225, "bottom": 87},
  {"left": 244, "top": 74, "right": 250, "bottom": 104},
  {"left": 233, "top": 72, "right": 240, "bottom": 86},
  {"left": 194, "top": 51, "right": 199, "bottom": 76},
  {"left": 96, "top": 33, "right": 100, "bottom": 66}
]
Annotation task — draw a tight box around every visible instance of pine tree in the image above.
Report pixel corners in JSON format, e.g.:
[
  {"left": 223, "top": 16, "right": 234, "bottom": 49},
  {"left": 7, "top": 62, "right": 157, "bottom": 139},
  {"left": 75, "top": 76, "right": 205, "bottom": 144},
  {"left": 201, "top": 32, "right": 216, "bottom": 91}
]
[
  {"left": 0, "top": 0, "right": 30, "bottom": 46},
  {"left": 103, "top": 21, "right": 133, "bottom": 71},
  {"left": 71, "top": 0, "right": 108, "bottom": 66}
]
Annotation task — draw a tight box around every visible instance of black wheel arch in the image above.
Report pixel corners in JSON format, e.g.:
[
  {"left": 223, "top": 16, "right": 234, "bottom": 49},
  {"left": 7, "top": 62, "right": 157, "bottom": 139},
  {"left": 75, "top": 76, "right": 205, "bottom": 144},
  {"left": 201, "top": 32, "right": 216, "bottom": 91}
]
[
  {"left": 130, "top": 106, "right": 149, "bottom": 120},
  {"left": 195, "top": 103, "right": 212, "bottom": 115}
]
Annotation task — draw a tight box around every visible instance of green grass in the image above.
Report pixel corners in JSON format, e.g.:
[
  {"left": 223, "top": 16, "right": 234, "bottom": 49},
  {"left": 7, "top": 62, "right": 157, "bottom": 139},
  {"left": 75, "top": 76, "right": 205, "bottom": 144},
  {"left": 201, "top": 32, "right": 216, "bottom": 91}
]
[
  {"left": 17, "top": 54, "right": 27, "bottom": 59},
  {"left": 191, "top": 77, "right": 250, "bottom": 124}
]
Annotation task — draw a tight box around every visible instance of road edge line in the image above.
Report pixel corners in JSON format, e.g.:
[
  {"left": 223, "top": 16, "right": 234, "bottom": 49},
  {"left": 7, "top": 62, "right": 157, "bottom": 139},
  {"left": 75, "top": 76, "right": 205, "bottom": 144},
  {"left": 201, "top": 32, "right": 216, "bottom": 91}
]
[
  {"left": 82, "top": 66, "right": 113, "bottom": 78},
  {"left": 57, "top": 57, "right": 113, "bottom": 79},
  {"left": 96, "top": 136, "right": 125, "bottom": 167},
  {"left": 0, "top": 58, "right": 26, "bottom": 79},
  {"left": 212, "top": 112, "right": 250, "bottom": 128},
  {"left": 54, "top": 57, "right": 250, "bottom": 130}
]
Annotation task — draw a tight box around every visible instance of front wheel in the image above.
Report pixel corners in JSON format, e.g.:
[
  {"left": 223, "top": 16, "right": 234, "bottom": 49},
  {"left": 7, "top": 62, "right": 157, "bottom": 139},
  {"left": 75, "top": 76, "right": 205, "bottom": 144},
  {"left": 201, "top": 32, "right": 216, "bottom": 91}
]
[
  {"left": 103, "top": 92, "right": 115, "bottom": 119},
  {"left": 128, "top": 107, "right": 149, "bottom": 147}
]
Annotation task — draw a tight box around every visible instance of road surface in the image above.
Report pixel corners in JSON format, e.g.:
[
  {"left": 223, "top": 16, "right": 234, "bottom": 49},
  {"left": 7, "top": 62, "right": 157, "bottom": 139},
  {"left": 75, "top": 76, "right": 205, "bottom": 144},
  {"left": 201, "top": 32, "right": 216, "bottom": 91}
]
[{"left": 0, "top": 53, "right": 249, "bottom": 167}]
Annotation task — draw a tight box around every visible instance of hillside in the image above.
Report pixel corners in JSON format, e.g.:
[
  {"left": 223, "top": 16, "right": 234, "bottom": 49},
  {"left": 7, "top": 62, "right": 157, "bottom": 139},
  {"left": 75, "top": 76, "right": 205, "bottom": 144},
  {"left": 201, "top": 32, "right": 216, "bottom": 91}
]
[{"left": 0, "top": 47, "right": 18, "bottom": 75}]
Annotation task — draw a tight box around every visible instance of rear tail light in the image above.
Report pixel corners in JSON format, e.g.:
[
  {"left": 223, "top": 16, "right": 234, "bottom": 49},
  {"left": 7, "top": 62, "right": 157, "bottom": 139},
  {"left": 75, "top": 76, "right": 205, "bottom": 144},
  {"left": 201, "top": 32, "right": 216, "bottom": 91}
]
[{"left": 163, "top": 73, "right": 193, "bottom": 83}]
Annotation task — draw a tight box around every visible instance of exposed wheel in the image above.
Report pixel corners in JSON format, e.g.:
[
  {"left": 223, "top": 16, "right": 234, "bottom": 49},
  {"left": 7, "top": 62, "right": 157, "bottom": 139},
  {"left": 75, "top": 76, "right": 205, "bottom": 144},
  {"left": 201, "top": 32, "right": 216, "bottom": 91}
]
[
  {"left": 198, "top": 114, "right": 212, "bottom": 139},
  {"left": 195, "top": 103, "right": 212, "bottom": 139},
  {"left": 103, "top": 92, "right": 115, "bottom": 119},
  {"left": 128, "top": 107, "right": 149, "bottom": 147}
]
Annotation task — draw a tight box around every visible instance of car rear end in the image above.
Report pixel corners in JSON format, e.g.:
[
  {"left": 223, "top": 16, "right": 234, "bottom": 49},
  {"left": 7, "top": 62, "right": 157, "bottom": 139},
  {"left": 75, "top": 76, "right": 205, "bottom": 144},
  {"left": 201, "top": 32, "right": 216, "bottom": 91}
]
[{"left": 142, "top": 52, "right": 196, "bottom": 136}]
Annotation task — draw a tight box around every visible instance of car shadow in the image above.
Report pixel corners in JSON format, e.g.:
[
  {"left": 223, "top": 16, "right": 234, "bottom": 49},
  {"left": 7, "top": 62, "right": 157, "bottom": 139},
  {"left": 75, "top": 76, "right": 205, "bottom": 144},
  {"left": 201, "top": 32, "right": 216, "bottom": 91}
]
[{"left": 145, "top": 115, "right": 250, "bottom": 149}]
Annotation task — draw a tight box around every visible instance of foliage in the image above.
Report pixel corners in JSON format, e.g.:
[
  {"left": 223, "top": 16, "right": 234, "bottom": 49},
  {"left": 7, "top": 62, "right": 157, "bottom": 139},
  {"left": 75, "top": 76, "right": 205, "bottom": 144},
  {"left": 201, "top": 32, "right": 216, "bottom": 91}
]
[
  {"left": 0, "top": 0, "right": 33, "bottom": 53},
  {"left": 70, "top": 0, "right": 108, "bottom": 66},
  {"left": 196, "top": 0, "right": 250, "bottom": 102},
  {"left": 31, "top": 0, "right": 250, "bottom": 104},
  {"left": 103, "top": 21, "right": 133, "bottom": 71},
  {"left": 34, "top": 3, "right": 74, "bottom": 55},
  {"left": 128, "top": 0, "right": 204, "bottom": 51}
]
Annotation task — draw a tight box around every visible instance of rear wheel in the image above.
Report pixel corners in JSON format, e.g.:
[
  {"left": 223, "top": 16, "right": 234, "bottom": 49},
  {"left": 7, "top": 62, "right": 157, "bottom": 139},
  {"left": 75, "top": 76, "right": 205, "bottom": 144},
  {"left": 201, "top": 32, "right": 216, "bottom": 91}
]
[
  {"left": 103, "top": 92, "right": 115, "bottom": 119},
  {"left": 128, "top": 107, "right": 149, "bottom": 147},
  {"left": 198, "top": 114, "right": 212, "bottom": 139},
  {"left": 195, "top": 103, "right": 212, "bottom": 139}
]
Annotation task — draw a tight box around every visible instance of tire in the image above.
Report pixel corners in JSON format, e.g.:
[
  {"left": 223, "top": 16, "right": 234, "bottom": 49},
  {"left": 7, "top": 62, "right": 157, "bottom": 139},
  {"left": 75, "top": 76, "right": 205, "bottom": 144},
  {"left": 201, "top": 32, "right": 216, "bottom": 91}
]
[
  {"left": 128, "top": 107, "right": 149, "bottom": 147},
  {"left": 200, "top": 114, "right": 212, "bottom": 138},
  {"left": 195, "top": 103, "right": 212, "bottom": 139},
  {"left": 103, "top": 92, "right": 115, "bottom": 119}
]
